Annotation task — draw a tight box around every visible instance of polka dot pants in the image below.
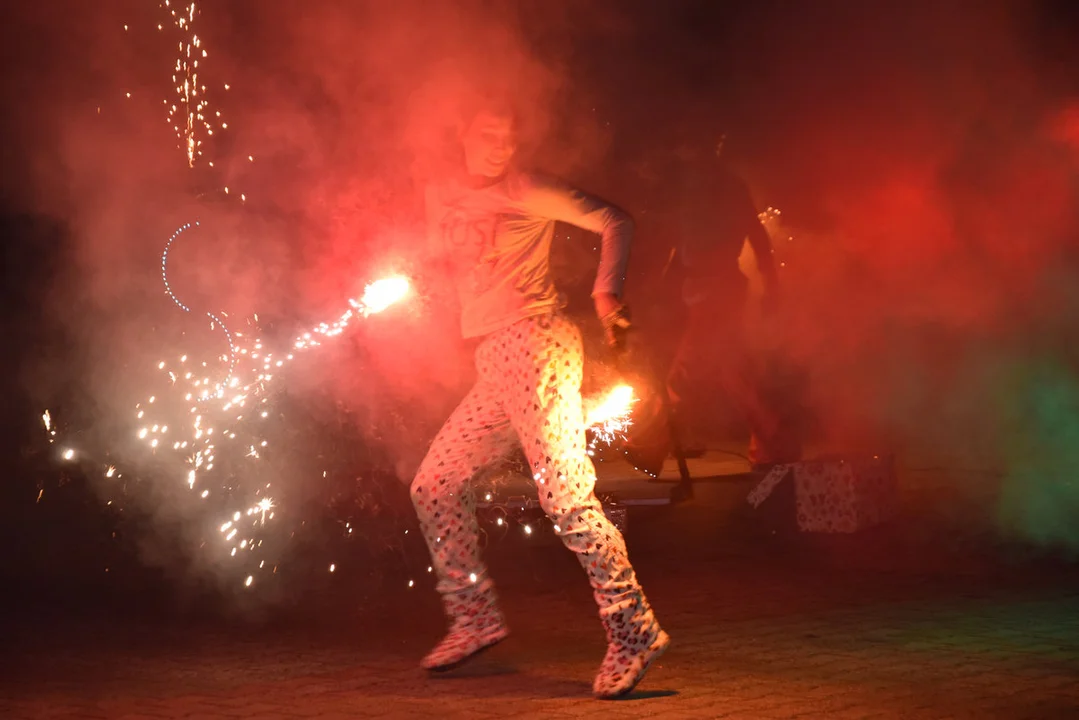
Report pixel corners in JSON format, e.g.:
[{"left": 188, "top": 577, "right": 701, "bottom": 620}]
[{"left": 411, "top": 313, "right": 660, "bottom": 648}]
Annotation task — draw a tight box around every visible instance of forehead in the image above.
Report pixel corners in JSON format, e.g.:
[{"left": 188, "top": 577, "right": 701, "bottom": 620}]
[{"left": 468, "top": 110, "right": 515, "bottom": 134}]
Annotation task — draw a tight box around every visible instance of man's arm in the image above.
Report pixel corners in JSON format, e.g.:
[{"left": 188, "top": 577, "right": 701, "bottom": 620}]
[
  {"left": 747, "top": 219, "right": 779, "bottom": 295},
  {"left": 735, "top": 182, "right": 779, "bottom": 303},
  {"left": 520, "top": 174, "right": 634, "bottom": 346},
  {"left": 520, "top": 174, "right": 634, "bottom": 302}
]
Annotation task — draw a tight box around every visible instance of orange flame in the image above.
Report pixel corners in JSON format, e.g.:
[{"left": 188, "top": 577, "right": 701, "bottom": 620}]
[
  {"left": 358, "top": 276, "right": 410, "bottom": 315},
  {"left": 587, "top": 384, "right": 636, "bottom": 447}
]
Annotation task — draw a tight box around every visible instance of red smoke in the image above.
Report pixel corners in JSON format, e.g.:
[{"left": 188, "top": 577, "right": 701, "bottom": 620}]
[{"left": 3, "top": 0, "right": 1079, "bottom": 471}]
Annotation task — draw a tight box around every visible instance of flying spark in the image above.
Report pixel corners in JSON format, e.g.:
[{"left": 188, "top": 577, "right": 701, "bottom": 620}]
[
  {"left": 586, "top": 384, "right": 636, "bottom": 448},
  {"left": 39, "top": 3, "right": 417, "bottom": 591},
  {"left": 163, "top": 1, "right": 217, "bottom": 168}
]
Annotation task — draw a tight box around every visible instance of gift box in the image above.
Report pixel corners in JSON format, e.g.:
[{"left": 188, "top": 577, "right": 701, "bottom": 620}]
[{"left": 747, "top": 455, "right": 897, "bottom": 533}]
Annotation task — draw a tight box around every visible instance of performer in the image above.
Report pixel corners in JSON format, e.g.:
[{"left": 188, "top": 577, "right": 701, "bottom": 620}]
[
  {"left": 665, "top": 132, "right": 790, "bottom": 467},
  {"left": 409, "top": 96, "right": 668, "bottom": 698}
]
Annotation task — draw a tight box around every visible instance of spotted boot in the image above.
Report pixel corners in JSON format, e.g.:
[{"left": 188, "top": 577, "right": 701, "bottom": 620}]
[
  {"left": 592, "top": 594, "right": 670, "bottom": 699},
  {"left": 421, "top": 579, "right": 509, "bottom": 671}
]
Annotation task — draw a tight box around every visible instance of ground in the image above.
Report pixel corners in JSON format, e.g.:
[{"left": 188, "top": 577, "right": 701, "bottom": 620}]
[{"left": 2, "top": 451, "right": 1078, "bottom": 719}]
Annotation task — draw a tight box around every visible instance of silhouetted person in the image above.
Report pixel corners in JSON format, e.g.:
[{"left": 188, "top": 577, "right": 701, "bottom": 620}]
[{"left": 665, "top": 134, "right": 787, "bottom": 466}]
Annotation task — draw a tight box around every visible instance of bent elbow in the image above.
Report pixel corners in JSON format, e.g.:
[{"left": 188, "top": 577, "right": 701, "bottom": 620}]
[{"left": 609, "top": 206, "right": 635, "bottom": 240}]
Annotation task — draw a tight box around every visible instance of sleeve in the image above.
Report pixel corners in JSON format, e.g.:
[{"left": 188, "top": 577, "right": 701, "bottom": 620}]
[{"left": 520, "top": 174, "right": 634, "bottom": 299}]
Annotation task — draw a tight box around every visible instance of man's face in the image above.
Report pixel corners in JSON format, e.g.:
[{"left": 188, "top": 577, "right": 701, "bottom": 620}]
[{"left": 461, "top": 110, "right": 517, "bottom": 178}]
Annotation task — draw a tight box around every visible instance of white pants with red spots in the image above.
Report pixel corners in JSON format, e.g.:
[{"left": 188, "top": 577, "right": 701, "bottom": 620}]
[{"left": 410, "top": 313, "right": 660, "bottom": 651}]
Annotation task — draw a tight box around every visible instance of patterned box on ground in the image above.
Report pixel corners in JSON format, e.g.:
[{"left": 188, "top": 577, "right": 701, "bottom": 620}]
[{"left": 747, "top": 455, "right": 897, "bottom": 533}]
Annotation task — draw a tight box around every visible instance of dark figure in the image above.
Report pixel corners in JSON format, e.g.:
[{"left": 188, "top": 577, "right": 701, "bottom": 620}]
[{"left": 665, "top": 135, "right": 789, "bottom": 466}]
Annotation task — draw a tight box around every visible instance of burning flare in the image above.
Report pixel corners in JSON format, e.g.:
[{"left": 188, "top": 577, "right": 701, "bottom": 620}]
[
  {"left": 586, "top": 383, "right": 636, "bottom": 446},
  {"left": 356, "top": 275, "right": 410, "bottom": 316}
]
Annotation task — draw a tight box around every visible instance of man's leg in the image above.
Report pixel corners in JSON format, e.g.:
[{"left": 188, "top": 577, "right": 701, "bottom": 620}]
[
  {"left": 410, "top": 378, "right": 516, "bottom": 671},
  {"left": 500, "top": 314, "right": 669, "bottom": 698},
  {"left": 665, "top": 328, "right": 694, "bottom": 437},
  {"left": 713, "top": 318, "right": 781, "bottom": 459},
  {"left": 666, "top": 298, "right": 719, "bottom": 455},
  {"left": 746, "top": 353, "right": 805, "bottom": 468},
  {"left": 684, "top": 289, "right": 779, "bottom": 455}
]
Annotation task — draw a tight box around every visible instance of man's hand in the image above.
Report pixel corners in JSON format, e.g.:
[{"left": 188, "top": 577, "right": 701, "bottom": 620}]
[{"left": 594, "top": 292, "right": 631, "bottom": 351}]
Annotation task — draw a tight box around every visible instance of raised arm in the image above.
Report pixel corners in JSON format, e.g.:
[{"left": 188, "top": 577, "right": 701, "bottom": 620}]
[
  {"left": 747, "top": 215, "right": 779, "bottom": 294},
  {"left": 737, "top": 185, "right": 780, "bottom": 303}
]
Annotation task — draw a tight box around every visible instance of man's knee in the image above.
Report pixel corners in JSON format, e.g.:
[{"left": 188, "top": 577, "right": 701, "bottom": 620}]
[
  {"left": 409, "top": 472, "right": 432, "bottom": 513},
  {"left": 539, "top": 491, "right": 601, "bottom": 535}
]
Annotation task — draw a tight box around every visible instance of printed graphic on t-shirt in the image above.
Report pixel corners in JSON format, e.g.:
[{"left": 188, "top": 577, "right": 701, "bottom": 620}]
[{"left": 439, "top": 203, "right": 507, "bottom": 296}]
